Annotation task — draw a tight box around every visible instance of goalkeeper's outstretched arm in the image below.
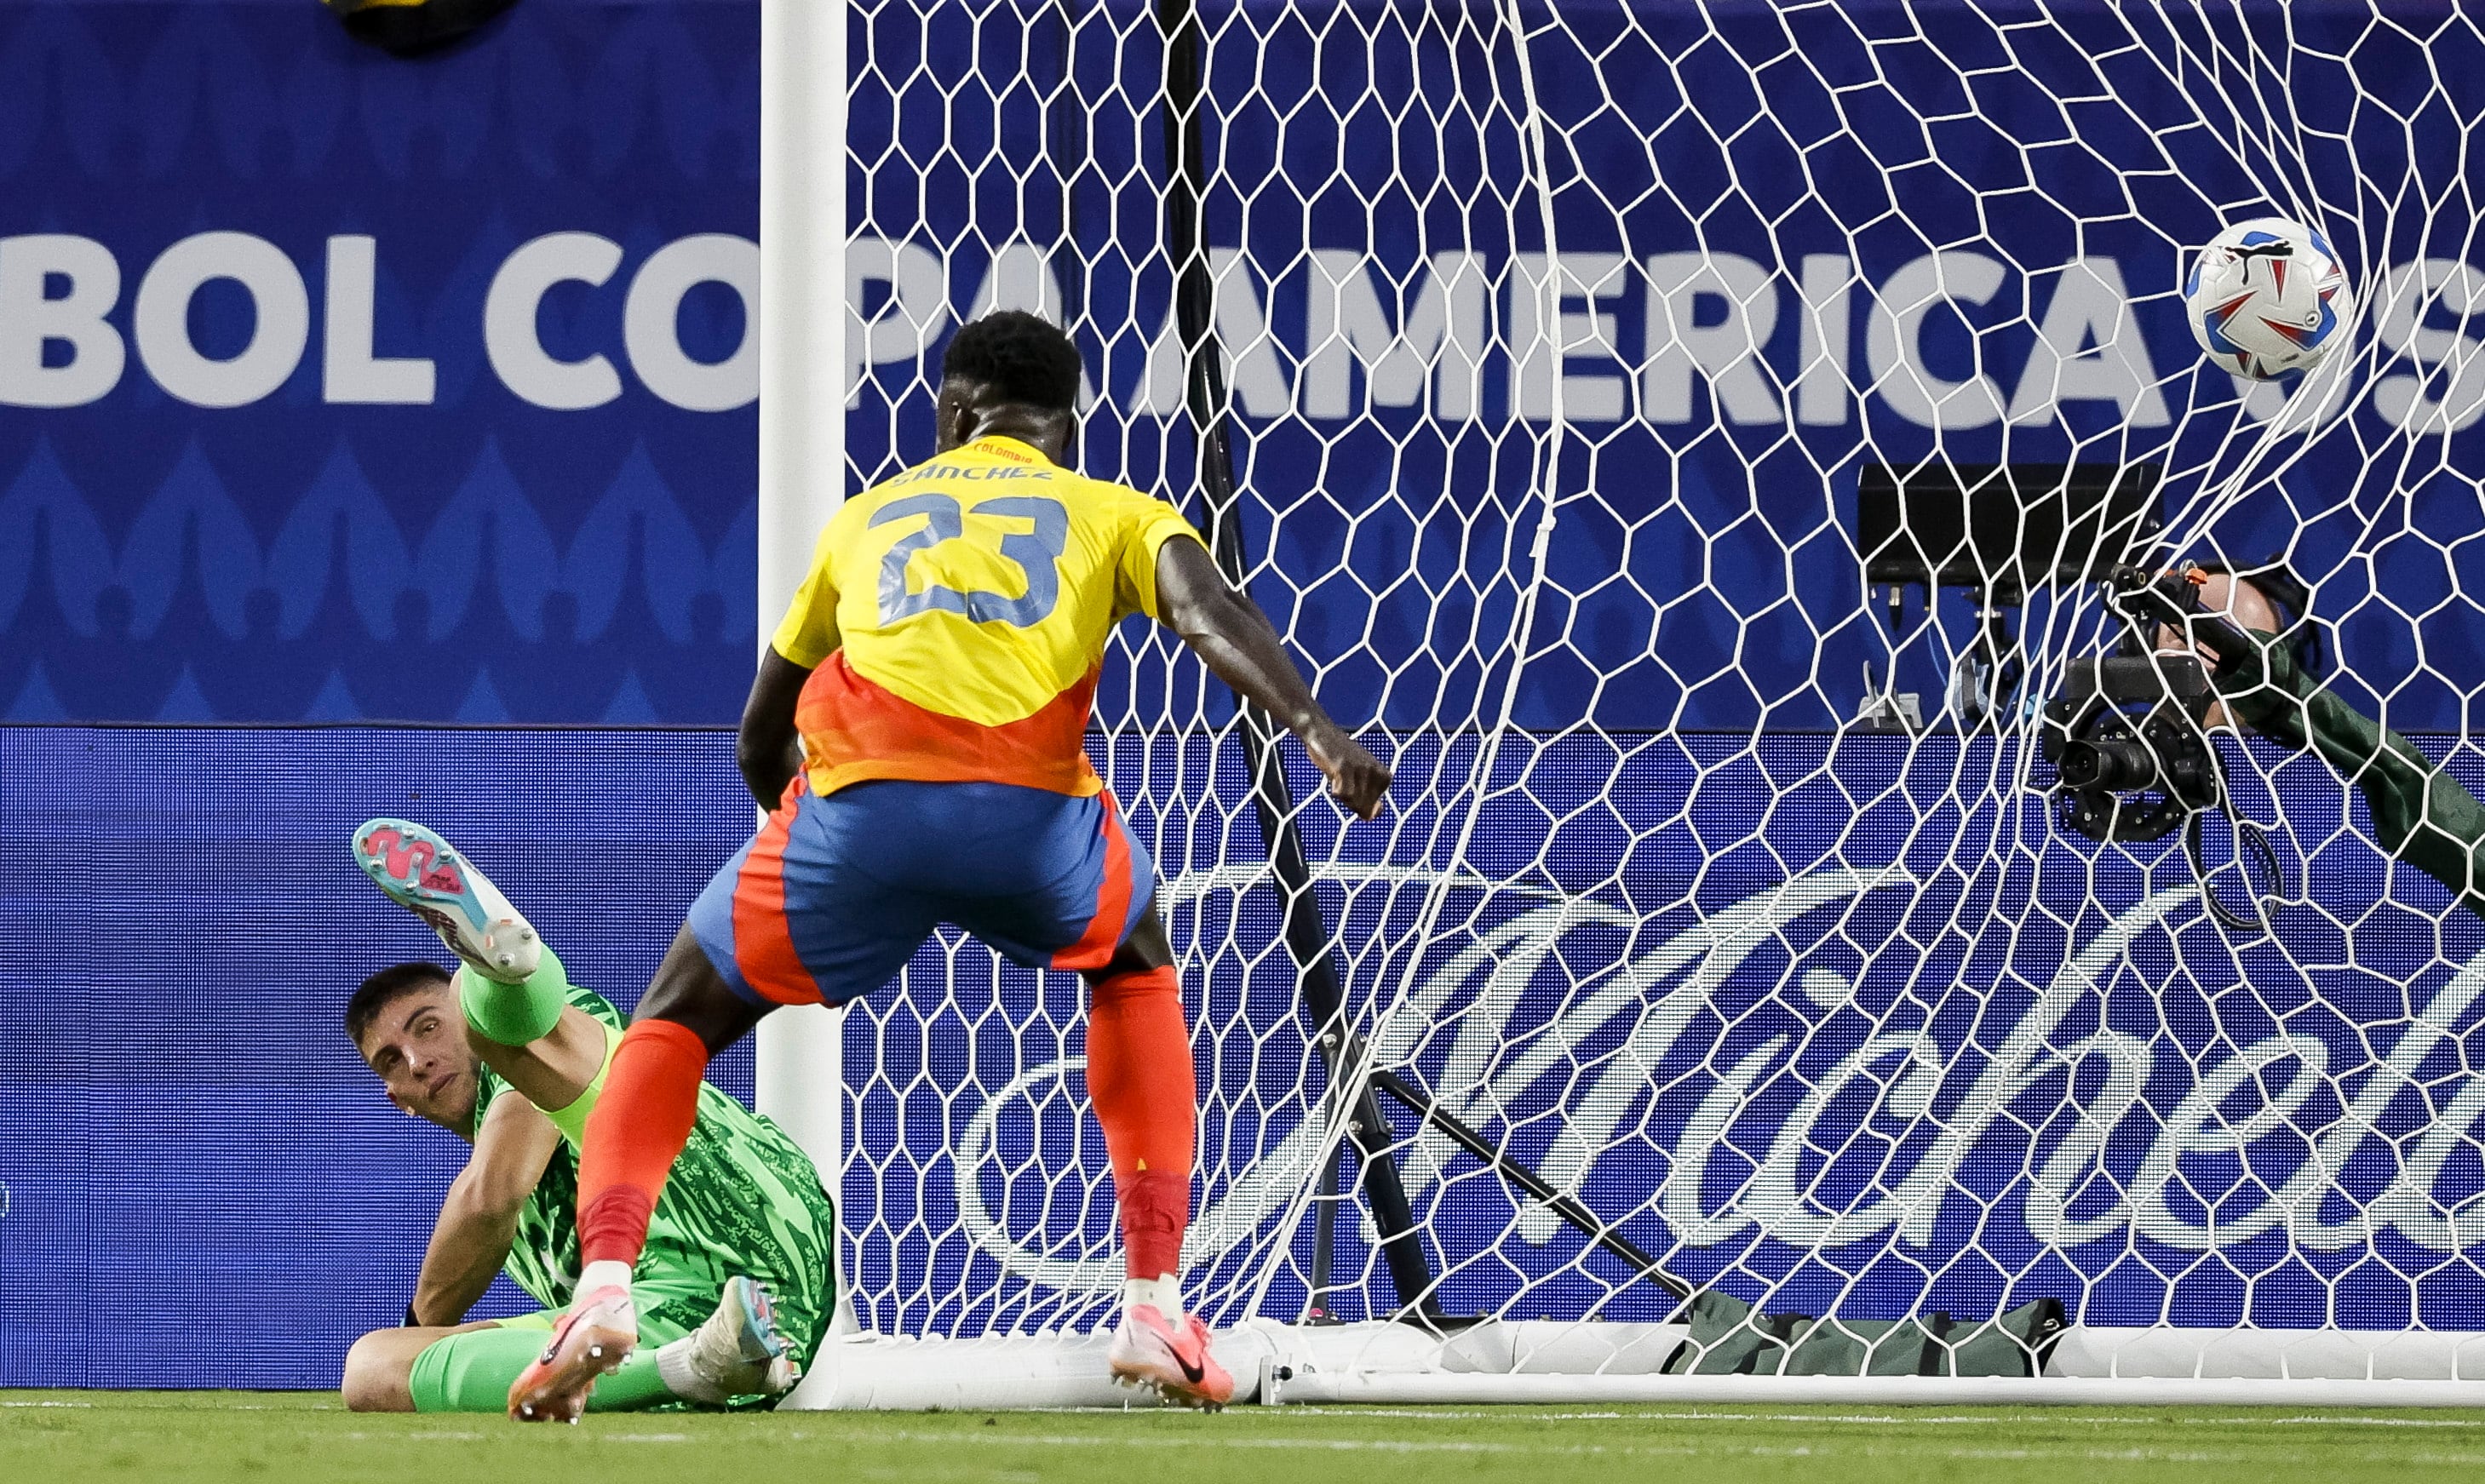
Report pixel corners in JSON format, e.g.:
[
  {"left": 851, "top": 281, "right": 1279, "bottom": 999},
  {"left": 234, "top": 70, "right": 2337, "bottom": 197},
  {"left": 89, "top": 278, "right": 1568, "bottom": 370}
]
[
  {"left": 2160, "top": 568, "right": 2485, "bottom": 923},
  {"left": 2216, "top": 634, "right": 2485, "bottom": 923}
]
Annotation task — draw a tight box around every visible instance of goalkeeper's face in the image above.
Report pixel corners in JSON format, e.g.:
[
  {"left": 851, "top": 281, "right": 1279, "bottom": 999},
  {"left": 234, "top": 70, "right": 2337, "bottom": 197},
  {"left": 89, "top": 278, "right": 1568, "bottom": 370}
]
[{"left": 352, "top": 986, "right": 483, "bottom": 1135}]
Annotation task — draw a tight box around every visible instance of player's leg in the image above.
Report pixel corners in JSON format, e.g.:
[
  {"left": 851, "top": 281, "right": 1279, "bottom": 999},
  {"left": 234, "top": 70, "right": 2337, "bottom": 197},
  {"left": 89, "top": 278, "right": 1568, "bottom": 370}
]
[
  {"left": 414, "top": 1324, "right": 675, "bottom": 1415},
  {"left": 634, "top": 1272, "right": 804, "bottom": 1407},
  {"left": 1083, "top": 911, "right": 1191, "bottom": 1307},
  {"left": 948, "top": 782, "right": 1228, "bottom": 1406},
  {"left": 506, "top": 927, "right": 738, "bottom": 1420},
  {"left": 348, "top": 1280, "right": 795, "bottom": 1416},
  {"left": 1083, "top": 912, "right": 1230, "bottom": 1407},
  {"left": 342, "top": 1320, "right": 670, "bottom": 1414},
  {"left": 513, "top": 785, "right": 930, "bottom": 1421},
  {"left": 341, "top": 1321, "right": 497, "bottom": 1412},
  {"left": 353, "top": 818, "right": 568, "bottom": 1045}
]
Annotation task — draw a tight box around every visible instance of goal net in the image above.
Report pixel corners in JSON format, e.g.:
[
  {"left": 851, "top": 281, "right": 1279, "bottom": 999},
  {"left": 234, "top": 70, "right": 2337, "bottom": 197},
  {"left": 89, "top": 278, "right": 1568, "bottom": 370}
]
[{"left": 793, "top": 0, "right": 2485, "bottom": 1402}]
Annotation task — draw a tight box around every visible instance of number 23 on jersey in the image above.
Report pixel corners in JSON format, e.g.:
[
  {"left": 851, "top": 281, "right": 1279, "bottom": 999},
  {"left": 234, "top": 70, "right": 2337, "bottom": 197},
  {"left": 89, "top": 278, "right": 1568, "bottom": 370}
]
[{"left": 870, "top": 494, "right": 1070, "bottom": 628}]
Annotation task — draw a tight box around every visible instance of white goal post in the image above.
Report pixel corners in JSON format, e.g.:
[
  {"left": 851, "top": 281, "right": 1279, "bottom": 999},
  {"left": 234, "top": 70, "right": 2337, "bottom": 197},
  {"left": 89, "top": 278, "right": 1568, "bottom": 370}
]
[
  {"left": 761, "top": 0, "right": 2485, "bottom": 1407},
  {"left": 754, "top": 0, "right": 853, "bottom": 1335}
]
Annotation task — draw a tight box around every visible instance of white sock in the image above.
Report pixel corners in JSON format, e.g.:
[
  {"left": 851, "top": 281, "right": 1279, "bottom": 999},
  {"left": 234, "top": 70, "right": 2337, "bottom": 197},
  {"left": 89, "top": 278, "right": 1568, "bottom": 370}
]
[
  {"left": 652, "top": 1336, "right": 721, "bottom": 1404},
  {"left": 579, "top": 1260, "right": 634, "bottom": 1301},
  {"left": 1125, "top": 1275, "right": 1183, "bottom": 1321}
]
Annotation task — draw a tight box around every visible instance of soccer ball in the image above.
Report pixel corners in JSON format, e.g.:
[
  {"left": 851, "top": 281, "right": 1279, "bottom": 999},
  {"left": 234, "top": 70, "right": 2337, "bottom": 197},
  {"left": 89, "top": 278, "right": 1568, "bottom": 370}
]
[{"left": 2183, "top": 217, "right": 2352, "bottom": 380}]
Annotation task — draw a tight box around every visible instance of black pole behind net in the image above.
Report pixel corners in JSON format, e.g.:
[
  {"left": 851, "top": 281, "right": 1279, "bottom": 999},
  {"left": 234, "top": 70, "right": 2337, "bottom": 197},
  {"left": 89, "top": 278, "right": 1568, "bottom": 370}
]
[
  {"left": 1151, "top": 0, "right": 1689, "bottom": 1320},
  {"left": 1152, "top": 0, "right": 1438, "bottom": 1321}
]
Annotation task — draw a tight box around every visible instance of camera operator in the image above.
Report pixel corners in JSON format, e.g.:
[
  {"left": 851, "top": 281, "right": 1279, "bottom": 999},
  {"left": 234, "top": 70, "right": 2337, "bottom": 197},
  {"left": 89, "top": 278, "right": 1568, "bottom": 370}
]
[{"left": 2166, "top": 563, "right": 2485, "bottom": 925}]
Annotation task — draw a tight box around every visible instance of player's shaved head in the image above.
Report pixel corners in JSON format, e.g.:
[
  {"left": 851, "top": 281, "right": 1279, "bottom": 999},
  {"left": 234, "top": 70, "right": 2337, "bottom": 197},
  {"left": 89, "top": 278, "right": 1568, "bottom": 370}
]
[
  {"left": 2155, "top": 569, "right": 2293, "bottom": 731},
  {"left": 935, "top": 312, "right": 1082, "bottom": 462},
  {"left": 2160, "top": 571, "right": 2283, "bottom": 645}
]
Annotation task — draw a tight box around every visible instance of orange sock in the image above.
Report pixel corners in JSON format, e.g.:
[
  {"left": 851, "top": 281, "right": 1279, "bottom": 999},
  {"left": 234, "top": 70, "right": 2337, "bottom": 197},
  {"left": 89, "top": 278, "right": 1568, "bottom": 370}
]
[
  {"left": 577, "top": 1019, "right": 709, "bottom": 1269},
  {"left": 1088, "top": 965, "right": 1196, "bottom": 1281}
]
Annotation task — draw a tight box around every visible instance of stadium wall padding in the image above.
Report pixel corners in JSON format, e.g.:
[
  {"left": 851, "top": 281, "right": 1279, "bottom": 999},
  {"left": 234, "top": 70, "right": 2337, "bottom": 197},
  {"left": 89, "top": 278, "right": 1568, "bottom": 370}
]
[{"left": 0, "top": 725, "right": 759, "bottom": 1389}]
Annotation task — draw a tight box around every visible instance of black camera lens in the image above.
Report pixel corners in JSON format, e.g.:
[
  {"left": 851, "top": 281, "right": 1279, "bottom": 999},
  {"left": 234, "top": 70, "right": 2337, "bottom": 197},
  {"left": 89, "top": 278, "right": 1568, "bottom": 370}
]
[
  {"left": 2057, "top": 738, "right": 2155, "bottom": 791},
  {"left": 2057, "top": 741, "right": 2104, "bottom": 788}
]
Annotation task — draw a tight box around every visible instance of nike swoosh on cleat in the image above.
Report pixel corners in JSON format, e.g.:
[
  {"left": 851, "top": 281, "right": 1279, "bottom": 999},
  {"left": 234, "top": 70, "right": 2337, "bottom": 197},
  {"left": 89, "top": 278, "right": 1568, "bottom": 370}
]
[{"left": 1176, "top": 1354, "right": 1204, "bottom": 1384}]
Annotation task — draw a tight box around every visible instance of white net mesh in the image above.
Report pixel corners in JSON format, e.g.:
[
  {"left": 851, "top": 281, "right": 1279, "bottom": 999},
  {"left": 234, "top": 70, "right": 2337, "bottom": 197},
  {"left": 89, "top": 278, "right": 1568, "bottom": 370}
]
[{"left": 832, "top": 0, "right": 2485, "bottom": 1356}]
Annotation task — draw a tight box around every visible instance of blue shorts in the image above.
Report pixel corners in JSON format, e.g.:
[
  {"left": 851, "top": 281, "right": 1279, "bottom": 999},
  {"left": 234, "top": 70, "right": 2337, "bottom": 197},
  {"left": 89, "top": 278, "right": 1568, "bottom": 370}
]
[{"left": 687, "top": 778, "right": 1156, "bottom": 1006}]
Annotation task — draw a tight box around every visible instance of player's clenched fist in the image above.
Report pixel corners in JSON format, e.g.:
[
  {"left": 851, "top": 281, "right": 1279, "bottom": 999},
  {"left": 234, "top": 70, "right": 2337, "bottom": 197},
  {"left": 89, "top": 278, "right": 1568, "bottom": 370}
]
[{"left": 1305, "top": 721, "right": 1391, "bottom": 821}]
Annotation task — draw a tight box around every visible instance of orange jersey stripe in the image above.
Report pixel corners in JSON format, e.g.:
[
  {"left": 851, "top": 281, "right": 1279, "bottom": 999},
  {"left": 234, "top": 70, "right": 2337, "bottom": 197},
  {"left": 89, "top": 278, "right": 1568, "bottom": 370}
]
[{"left": 796, "top": 650, "right": 1104, "bottom": 798}]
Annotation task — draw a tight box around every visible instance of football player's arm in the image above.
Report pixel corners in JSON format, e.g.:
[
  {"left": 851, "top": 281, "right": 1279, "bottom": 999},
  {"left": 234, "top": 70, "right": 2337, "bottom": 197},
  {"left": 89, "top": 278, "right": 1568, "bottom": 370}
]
[
  {"left": 409, "top": 1092, "right": 563, "bottom": 1326},
  {"left": 737, "top": 650, "right": 813, "bottom": 809},
  {"left": 1152, "top": 535, "right": 1392, "bottom": 819},
  {"left": 2216, "top": 634, "right": 2485, "bottom": 924},
  {"left": 740, "top": 531, "right": 840, "bottom": 809}
]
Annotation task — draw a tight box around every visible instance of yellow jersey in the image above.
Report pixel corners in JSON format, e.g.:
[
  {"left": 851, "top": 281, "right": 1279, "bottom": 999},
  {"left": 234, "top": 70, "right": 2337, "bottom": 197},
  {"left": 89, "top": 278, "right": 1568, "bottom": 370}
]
[{"left": 770, "top": 435, "right": 1204, "bottom": 798}]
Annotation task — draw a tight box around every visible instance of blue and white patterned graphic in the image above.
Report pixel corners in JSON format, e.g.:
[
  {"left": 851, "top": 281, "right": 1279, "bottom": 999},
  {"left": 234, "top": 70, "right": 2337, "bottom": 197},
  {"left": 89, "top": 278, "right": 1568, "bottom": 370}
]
[
  {"left": 9, "top": 3, "right": 2485, "bottom": 729},
  {"left": 0, "top": 0, "right": 760, "bottom": 724}
]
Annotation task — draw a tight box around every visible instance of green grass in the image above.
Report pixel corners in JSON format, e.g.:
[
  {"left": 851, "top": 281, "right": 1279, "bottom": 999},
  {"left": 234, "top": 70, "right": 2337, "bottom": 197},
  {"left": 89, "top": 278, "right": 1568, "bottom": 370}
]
[{"left": 9, "top": 1391, "right": 2485, "bottom": 1483}]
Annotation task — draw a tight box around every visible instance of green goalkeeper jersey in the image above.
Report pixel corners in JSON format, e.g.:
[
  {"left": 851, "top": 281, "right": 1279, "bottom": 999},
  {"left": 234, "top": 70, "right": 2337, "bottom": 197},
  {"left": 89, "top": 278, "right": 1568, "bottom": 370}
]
[{"left": 472, "top": 980, "right": 836, "bottom": 1361}]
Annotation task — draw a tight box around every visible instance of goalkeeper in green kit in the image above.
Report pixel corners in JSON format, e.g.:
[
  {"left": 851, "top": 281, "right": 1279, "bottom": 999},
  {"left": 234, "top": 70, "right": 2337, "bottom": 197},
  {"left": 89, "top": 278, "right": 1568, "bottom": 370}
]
[{"left": 337, "top": 819, "right": 835, "bottom": 1418}]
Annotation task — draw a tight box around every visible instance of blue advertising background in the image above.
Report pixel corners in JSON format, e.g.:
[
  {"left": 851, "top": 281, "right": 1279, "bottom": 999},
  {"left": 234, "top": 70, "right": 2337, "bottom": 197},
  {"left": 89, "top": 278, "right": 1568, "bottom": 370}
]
[
  {"left": 6, "top": 1, "right": 2482, "bottom": 729},
  {"left": 2, "top": 0, "right": 760, "bottom": 725},
  {"left": 11, "top": 725, "right": 2485, "bottom": 1387}
]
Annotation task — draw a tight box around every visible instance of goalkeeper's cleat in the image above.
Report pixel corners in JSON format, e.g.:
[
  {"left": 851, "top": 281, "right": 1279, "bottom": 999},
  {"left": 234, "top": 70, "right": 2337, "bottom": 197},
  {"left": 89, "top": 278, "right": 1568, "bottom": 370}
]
[
  {"left": 507, "top": 1284, "right": 636, "bottom": 1424},
  {"left": 1107, "top": 1304, "right": 1233, "bottom": 1410},
  {"left": 354, "top": 818, "right": 542, "bottom": 983},
  {"left": 670, "top": 1275, "right": 801, "bottom": 1404}
]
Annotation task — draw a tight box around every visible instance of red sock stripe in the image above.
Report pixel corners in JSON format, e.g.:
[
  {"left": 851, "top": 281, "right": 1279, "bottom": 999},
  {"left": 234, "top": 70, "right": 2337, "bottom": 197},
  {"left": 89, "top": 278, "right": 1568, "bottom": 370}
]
[
  {"left": 731, "top": 785, "right": 820, "bottom": 1006},
  {"left": 1050, "top": 791, "right": 1136, "bottom": 971},
  {"left": 578, "top": 1186, "right": 655, "bottom": 1272},
  {"left": 576, "top": 1019, "right": 710, "bottom": 1268},
  {"left": 1118, "top": 1167, "right": 1191, "bottom": 1282}
]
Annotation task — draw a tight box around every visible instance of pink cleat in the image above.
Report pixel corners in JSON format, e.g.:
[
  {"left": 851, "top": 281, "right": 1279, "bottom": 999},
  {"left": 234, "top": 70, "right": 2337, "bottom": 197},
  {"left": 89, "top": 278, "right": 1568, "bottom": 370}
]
[
  {"left": 353, "top": 818, "right": 541, "bottom": 983},
  {"left": 1107, "top": 1305, "right": 1233, "bottom": 1410},
  {"left": 507, "top": 1285, "right": 636, "bottom": 1424}
]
